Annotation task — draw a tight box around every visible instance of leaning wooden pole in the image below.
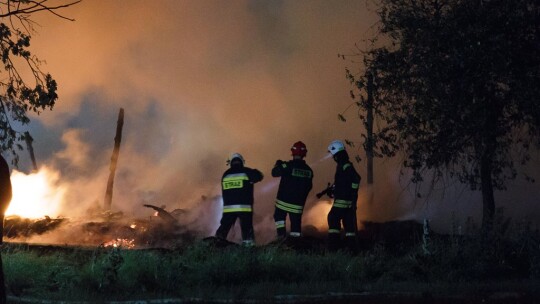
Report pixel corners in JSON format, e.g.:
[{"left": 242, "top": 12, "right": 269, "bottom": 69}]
[
  {"left": 24, "top": 131, "right": 38, "bottom": 172},
  {"left": 104, "top": 108, "right": 124, "bottom": 211}
]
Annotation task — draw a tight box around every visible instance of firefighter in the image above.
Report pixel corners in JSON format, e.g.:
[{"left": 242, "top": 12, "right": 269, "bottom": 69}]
[
  {"left": 272, "top": 141, "right": 313, "bottom": 240},
  {"left": 326, "top": 140, "right": 360, "bottom": 252},
  {"left": 215, "top": 153, "right": 263, "bottom": 246}
]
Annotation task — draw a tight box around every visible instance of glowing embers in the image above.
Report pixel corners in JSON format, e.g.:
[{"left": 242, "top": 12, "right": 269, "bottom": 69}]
[{"left": 101, "top": 238, "right": 136, "bottom": 249}]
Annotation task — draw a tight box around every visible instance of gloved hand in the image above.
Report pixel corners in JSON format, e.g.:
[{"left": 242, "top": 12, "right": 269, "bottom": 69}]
[
  {"left": 316, "top": 183, "right": 335, "bottom": 199},
  {"left": 327, "top": 184, "right": 335, "bottom": 198},
  {"left": 274, "top": 159, "right": 284, "bottom": 167}
]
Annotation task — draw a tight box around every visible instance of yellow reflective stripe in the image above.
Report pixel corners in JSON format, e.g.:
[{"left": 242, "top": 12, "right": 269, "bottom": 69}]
[
  {"left": 328, "top": 229, "right": 340, "bottom": 234},
  {"left": 222, "top": 174, "right": 249, "bottom": 190},
  {"left": 223, "top": 173, "right": 249, "bottom": 181},
  {"left": 352, "top": 183, "right": 359, "bottom": 189},
  {"left": 342, "top": 163, "right": 351, "bottom": 170},
  {"left": 345, "top": 232, "right": 356, "bottom": 237},
  {"left": 333, "top": 199, "right": 352, "bottom": 208},
  {"left": 276, "top": 200, "right": 303, "bottom": 214},
  {"left": 223, "top": 204, "right": 252, "bottom": 213},
  {"left": 276, "top": 205, "right": 295, "bottom": 213},
  {"left": 222, "top": 180, "right": 243, "bottom": 189},
  {"left": 289, "top": 232, "right": 301, "bottom": 237},
  {"left": 276, "top": 200, "right": 303, "bottom": 210},
  {"left": 281, "top": 163, "right": 287, "bottom": 168},
  {"left": 275, "top": 220, "right": 285, "bottom": 228},
  {"left": 223, "top": 208, "right": 252, "bottom": 213}
]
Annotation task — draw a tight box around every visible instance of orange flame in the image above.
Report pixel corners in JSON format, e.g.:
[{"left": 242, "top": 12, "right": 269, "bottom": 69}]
[
  {"left": 102, "top": 238, "right": 135, "bottom": 249},
  {"left": 5, "top": 167, "right": 66, "bottom": 219}
]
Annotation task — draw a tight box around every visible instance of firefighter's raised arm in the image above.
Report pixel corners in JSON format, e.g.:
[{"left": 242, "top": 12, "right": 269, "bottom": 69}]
[
  {"left": 271, "top": 159, "right": 288, "bottom": 177},
  {"left": 248, "top": 168, "right": 264, "bottom": 183}
]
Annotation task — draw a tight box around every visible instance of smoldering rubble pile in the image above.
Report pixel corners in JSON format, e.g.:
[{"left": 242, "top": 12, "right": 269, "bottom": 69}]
[
  {"left": 2, "top": 204, "right": 201, "bottom": 248},
  {"left": 3, "top": 203, "right": 425, "bottom": 250},
  {"left": 4, "top": 216, "right": 66, "bottom": 239}
]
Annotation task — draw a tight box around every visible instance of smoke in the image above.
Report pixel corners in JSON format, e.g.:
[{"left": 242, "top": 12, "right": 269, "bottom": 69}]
[
  {"left": 13, "top": 0, "right": 374, "bottom": 242},
  {"left": 3, "top": 1, "right": 539, "bottom": 246}
]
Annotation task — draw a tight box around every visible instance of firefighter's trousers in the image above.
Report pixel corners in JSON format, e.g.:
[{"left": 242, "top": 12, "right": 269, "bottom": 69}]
[
  {"left": 327, "top": 206, "right": 358, "bottom": 251},
  {"left": 273, "top": 207, "right": 302, "bottom": 238},
  {"left": 215, "top": 211, "right": 254, "bottom": 243}
]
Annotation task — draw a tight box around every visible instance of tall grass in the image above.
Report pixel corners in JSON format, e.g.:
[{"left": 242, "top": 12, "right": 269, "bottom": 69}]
[{"left": 2, "top": 223, "right": 540, "bottom": 301}]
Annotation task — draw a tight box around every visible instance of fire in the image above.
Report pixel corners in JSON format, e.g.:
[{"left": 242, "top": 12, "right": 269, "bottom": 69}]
[
  {"left": 102, "top": 238, "right": 135, "bottom": 249},
  {"left": 303, "top": 200, "right": 332, "bottom": 231},
  {"left": 5, "top": 167, "right": 66, "bottom": 219}
]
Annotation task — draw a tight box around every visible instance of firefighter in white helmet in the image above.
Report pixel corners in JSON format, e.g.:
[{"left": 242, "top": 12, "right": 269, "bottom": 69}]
[
  {"left": 325, "top": 140, "right": 361, "bottom": 252},
  {"left": 271, "top": 141, "right": 313, "bottom": 240},
  {"left": 215, "top": 153, "right": 263, "bottom": 246}
]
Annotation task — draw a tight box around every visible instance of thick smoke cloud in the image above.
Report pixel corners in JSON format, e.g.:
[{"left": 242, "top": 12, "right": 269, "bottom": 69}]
[{"left": 7, "top": 1, "right": 540, "bottom": 244}]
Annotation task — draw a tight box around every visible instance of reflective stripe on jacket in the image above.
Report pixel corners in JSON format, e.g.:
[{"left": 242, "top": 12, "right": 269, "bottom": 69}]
[
  {"left": 222, "top": 166, "right": 263, "bottom": 209},
  {"left": 271, "top": 159, "right": 313, "bottom": 207},
  {"left": 333, "top": 161, "right": 360, "bottom": 209}
]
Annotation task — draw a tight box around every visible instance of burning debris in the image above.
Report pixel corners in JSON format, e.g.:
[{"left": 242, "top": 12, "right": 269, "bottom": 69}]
[
  {"left": 143, "top": 204, "right": 183, "bottom": 225},
  {"left": 77, "top": 205, "right": 188, "bottom": 248},
  {"left": 4, "top": 215, "right": 66, "bottom": 239},
  {"left": 102, "top": 238, "right": 135, "bottom": 249},
  {"left": 2, "top": 202, "right": 206, "bottom": 249}
]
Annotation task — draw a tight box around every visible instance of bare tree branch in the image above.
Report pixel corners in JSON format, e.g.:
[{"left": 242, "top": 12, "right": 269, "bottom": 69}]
[
  {"left": 0, "top": 0, "right": 81, "bottom": 21},
  {"left": 0, "top": 0, "right": 79, "bottom": 164}
]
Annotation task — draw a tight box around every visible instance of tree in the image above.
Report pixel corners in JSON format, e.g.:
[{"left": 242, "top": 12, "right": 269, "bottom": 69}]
[
  {"left": 0, "top": 2, "right": 80, "bottom": 303},
  {"left": 347, "top": 0, "right": 540, "bottom": 232},
  {"left": 0, "top": 0, "right": 80, "bottom": 165}
]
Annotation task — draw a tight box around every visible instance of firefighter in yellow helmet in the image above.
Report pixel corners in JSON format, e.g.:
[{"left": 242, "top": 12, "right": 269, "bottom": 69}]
[
  {"left": 325, "top": 140, "right": 360, "bottom": 252},
  {"left": 215, "top": 153, "right": 263, "bottom": 246},
  {"left": 272, "top": 141, "right": 313, "bottom": 240}
]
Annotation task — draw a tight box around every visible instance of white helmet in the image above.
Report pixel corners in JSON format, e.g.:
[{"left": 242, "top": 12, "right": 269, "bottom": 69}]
[
  {"left": 228, "top": 152, "right": 245, "bottom": 165},
  {"left": 328, "top": 140, "right": 345, "bottom": 155}
]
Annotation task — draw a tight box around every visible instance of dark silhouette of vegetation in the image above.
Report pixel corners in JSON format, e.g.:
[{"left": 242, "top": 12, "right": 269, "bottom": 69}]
[
  {"left": 0, "top": 2, "right": 80, "bottom": 303},
  {"left": 0, "top": 0, "right": 80, "bottom": 165},
  {"left": 343, "top": 0, "right": 540, "bottom": 232},
  {"left": 2, "top": 223, "right": 540, "bottom": 302}
]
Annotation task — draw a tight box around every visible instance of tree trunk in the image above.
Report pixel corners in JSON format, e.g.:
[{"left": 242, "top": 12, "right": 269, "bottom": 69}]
[
  {"left": 104, "top": 108, "right": 124, "bottom": 211},
  {"left": 366, "top": 72, "right": 374, "bottom": 186},
  {"left": 480, "top": 152, "right": 495, "bottom": 233}
]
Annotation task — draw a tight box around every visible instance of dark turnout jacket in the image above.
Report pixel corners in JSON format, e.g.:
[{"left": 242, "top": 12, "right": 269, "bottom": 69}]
[
  {"left": 221, "top": 165, "right": 263, "bottom": 212},
  {"left": 272, "top": 159, "right": 313, "bottom": 210},
  {"left": 333, "top": 153, "right": 360, "bottom": 209}
]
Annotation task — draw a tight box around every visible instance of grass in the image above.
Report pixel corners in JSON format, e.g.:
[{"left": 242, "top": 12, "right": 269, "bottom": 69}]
[{"left": 2, "top": 224, "right": 540, "bottom": 302}]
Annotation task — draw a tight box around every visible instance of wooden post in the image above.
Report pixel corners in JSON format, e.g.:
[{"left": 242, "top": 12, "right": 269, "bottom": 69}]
[
  {"left": 366, "top": 72, "right": 374, "bottom": 185},
  {"left": 24, "top": 131, "right": 38, "bottom": 172},
  {"left": 104, "top": 108, "right": 124, "bottom": 211}
]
